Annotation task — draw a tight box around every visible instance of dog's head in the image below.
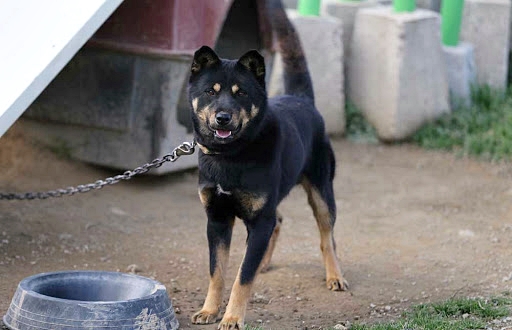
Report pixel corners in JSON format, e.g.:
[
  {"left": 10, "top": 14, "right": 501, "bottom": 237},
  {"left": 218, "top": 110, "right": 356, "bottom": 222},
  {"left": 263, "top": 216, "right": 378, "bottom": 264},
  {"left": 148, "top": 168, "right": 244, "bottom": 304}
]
[{"left": 188, "top": 46, "right": 267, "bottom": 153}]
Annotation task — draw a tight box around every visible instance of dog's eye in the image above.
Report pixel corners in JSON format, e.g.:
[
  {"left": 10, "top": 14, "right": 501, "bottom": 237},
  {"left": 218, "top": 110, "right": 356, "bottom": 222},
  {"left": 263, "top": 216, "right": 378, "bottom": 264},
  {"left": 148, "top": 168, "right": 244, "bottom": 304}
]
[
  {"left": 236, "top": 90, "right": 248, "bottom": 97},
  {"left": 205, "top": 89, "right": 216, "bottom": 96}
]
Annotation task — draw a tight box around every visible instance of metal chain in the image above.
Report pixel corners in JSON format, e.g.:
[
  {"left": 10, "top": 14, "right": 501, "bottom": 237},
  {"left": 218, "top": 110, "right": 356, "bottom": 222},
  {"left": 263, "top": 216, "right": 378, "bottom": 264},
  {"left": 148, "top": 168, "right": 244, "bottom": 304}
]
[{"left": 0, "top": 140, "right": 196, "bottom": 201}]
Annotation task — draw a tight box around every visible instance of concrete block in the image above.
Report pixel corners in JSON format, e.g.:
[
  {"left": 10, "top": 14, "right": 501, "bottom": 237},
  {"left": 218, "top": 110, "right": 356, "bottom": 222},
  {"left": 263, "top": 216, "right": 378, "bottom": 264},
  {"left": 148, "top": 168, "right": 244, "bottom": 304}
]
[
  {"left": 372, "top": 0, "right": 392, "bottom": 5},
  {"left": 23, "top": 48, "right": 197, "bottom": 174},
  {"left": 348, "top": 7, "right": 450, "bottom": 141},
  {"left": 460, "top": 0, "right": 511, "bottom": 90},
  {"left": 416, "top": 0, "right": 441, "bottom": 12},
  {"left": 268, "top": 10, "right": 345, "bottom": 135},
  {"left": 321, "top": 0, "right": 379, "bottom": 90},
  {"left": 282, "top": 0, "right": 298, "bottom": 9},
  {"left": 442, "top": 42, "right": 477, "bottom": 108}
]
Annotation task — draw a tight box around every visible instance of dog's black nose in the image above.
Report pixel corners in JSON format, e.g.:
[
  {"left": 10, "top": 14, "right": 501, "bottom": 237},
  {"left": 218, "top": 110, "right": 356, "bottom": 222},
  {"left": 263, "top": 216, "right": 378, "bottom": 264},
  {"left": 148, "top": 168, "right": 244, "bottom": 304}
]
[{"left": 215, "top": 112, "right": 232, "bottom": 126}]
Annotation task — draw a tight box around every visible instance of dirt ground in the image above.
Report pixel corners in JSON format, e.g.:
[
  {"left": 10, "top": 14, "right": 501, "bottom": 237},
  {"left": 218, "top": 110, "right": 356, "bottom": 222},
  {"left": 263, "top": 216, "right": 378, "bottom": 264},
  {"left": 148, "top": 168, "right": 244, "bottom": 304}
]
[{"left": 1, "top": 120, "right": 512, "bottom": 329}]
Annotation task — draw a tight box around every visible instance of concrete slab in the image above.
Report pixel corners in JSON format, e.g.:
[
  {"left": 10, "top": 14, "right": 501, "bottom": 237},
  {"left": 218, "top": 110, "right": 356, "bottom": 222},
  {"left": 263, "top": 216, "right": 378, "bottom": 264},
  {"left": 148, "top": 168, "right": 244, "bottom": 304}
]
[
  {"left": 442, "top": 42, "right": 477, "bottom": 108},
  {"left": 268, "top": 10, "right": 345, "bottom": 135},
  {"left": 348, "top": 7, "right": 450, "bottom": 141},
  {"left": 460, "top": 0, "right": 511, "bottom": 90},
  {"left": 321, "top": 0, "right": 379, "bottom": 90}
]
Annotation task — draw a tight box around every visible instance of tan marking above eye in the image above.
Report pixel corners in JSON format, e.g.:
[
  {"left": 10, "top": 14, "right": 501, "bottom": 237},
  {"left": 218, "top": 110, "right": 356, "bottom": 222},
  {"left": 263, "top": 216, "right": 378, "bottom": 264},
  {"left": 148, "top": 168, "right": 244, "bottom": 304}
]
[
  {"left": 231, "top": 84, "right": 239, "bottom": 94},
  {"left": 192, "top": 98, "right": 199, "bottom": 112},
  {"left": 213, "top": 83, "right": 221, "bottom": 92}
]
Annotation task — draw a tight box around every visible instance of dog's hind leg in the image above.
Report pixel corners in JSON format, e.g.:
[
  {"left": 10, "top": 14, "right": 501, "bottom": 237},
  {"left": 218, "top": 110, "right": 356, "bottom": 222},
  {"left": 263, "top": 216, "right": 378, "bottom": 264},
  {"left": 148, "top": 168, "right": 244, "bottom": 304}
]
[
  {"left": 302, "top": 143, "right": 348, "bottom": 291},
  {"left": 259, "top": 211, "right": 283, "bottom": 273}
]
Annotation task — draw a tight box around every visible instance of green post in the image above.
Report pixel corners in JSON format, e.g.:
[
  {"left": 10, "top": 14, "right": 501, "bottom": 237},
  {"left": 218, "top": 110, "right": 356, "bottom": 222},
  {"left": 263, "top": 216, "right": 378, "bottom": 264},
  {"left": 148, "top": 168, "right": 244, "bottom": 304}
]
[
  {"left": 393, "top": 0, "right": 416, "bottom": 12},
  {"left": 441, "top": 0, "right": 464, "bottom": 46},
  {"left": 298, "top": 0, "right": 321, "bottom": 16}
]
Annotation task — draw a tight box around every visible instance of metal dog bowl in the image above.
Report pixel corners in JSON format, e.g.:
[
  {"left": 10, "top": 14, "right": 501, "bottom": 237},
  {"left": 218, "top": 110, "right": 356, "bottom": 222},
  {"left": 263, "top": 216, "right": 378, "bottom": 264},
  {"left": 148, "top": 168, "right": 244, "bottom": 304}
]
[{"left": 3, "top": 270, "right": 179, "bottom": 330}]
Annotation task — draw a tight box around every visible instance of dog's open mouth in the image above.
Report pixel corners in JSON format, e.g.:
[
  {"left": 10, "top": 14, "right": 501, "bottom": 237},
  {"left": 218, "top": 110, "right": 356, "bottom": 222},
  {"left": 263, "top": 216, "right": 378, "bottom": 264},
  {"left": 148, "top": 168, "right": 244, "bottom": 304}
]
[
  {"left": 215, "top": 129, "right": 232, "bottom": 139},
  {"left": 209, "top": 124, "right": 242, "bottom": 141}
]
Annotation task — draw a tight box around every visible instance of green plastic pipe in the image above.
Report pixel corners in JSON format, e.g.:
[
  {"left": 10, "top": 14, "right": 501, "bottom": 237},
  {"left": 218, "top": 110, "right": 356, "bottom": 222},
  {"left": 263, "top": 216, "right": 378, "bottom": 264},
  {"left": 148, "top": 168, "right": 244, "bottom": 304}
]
[
  {"left": 441, "top": 0, "right": 464, "bottom": 46},
  {"left": 298, "top": 0, "right": 321, "bottom": 16},
  {"left": 393, "top": 0, "right": 416, "bottom": 12}
]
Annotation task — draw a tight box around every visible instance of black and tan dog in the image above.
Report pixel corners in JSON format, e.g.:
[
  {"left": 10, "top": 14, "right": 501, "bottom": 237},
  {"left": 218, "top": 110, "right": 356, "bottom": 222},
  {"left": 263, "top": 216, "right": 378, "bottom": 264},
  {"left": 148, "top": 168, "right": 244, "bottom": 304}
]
[{"left": 187, "top": 0, "right": 348, "bottom": 328}]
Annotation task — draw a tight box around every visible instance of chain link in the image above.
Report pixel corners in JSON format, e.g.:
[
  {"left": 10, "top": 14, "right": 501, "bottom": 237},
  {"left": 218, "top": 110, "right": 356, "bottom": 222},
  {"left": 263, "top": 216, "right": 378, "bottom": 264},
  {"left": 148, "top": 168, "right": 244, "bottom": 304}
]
[{"left": 0, "top": 140, "right": 196, "bottom": 201}]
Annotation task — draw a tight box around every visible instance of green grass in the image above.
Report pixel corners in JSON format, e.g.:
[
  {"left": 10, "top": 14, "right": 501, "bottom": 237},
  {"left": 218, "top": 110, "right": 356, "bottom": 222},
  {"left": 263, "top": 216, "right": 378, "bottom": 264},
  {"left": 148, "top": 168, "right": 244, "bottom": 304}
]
[
  {"left": 351, "top": 296, "right": 512, "bottom": 330},
  {"left": 345, "top": 101, "right": 377, "bottom": 143},
  {"left": 242, "top": 296, "right": 511, "bottom": 330},
  {"left": 412, "top": 85, "right": 512, "bottom": 162},
  {"left": 345, "top": 85, "right": 512, "bottom": 162}
]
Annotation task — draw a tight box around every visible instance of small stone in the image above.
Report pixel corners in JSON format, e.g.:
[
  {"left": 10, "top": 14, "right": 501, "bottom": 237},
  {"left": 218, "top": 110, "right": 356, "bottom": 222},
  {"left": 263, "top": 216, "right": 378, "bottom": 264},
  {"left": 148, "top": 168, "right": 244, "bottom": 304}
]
[
  {"left": 126, "top": 264, "right": 142, "bottom": 274},
  {"left": 458, "top": 229, "right": 475, "bottom": 238},
  {"left": 462, "top": 313, "right": 469, "bottom": 319},
  {"left": 370, "top": 303, "right": 376, "bottom": 308},
  {"left": 333, "top": 324, "right": 347, "bottom": 330},
  {"left": 110, "top": 207, "right": 128, "bottom": 216},
  {"left": 385, "top": 305, "right": 391, "bottom": 311},
  {"left": 59, "top": 233, "right": 73, "bottom": 241}
]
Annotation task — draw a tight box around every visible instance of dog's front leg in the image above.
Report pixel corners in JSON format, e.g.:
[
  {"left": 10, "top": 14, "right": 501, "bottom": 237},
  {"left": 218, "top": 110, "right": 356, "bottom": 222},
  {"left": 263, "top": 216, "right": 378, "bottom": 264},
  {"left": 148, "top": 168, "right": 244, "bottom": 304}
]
[
  {"left": 218, "top": 218, "right": 275, "bottom": 330},
  {"left": 192, "top": 213, "right": 235, "bottom": 325}
]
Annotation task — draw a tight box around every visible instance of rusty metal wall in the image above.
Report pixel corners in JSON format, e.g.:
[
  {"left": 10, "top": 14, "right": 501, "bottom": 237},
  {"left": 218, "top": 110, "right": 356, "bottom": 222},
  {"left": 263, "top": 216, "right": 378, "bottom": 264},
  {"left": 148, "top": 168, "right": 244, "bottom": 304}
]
[{"left": 89, "top": 0, "right": 232, "bottom": 55}]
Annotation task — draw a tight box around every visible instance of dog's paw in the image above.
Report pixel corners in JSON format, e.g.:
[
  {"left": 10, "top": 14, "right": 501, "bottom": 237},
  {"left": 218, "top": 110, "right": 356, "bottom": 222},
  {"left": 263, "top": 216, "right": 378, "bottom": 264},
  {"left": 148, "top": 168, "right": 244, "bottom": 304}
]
[
  {"left": 217, "top": 316, "right": 244, "bottom": 330},
  {"left": 259, "top": 262, "right": 273, "bottom": 273},
  {"left": 327, "top": 277, "right": 349, "bottom": 291},
  {"left": 191, "top": 309, "right": 219, "bottom": 324}
]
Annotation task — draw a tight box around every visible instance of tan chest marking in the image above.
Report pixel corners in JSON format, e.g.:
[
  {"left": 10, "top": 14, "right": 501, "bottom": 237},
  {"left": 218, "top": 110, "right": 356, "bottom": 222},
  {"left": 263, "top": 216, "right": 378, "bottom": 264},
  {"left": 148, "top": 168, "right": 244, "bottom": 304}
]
[
  {"left": 199, "top": 187, "right": 267, "bottom": 218},
  {"left": 198, "top": 187, "right": 214, "bottom": 207},
  {"left": 235, "top": 191, "right": 267, "bottom": 217}
]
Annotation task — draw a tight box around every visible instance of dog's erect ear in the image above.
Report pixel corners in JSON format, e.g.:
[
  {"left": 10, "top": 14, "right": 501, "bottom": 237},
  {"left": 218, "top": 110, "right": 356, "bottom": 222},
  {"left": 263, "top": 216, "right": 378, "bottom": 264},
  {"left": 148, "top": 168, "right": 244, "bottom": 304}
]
[
  {"left": 237, "top": 50, "right": 266, "bottom": 86},
  {"left": 191, "top": 46, "right": 220, "bottom": 74}
]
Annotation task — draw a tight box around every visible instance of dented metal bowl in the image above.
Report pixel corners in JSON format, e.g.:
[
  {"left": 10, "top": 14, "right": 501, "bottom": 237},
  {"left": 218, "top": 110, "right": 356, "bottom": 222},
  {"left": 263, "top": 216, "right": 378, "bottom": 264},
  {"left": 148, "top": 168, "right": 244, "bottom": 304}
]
[{"left": 3, "top": 270, "right": 178, "bottom": 330}]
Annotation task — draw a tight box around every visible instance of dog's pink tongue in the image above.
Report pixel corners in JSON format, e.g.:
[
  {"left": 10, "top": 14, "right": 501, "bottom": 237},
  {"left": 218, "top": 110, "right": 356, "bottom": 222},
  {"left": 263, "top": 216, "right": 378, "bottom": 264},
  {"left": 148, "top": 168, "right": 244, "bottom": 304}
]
[{"left": 216, "top": 130, "right": 232, "bottom": 138}]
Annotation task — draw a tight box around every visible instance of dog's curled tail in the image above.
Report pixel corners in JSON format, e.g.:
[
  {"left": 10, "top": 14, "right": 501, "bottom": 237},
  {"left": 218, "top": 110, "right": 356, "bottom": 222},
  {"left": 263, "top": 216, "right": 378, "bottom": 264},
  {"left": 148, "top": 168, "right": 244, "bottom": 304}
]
[{"left": 266, "top": 0, "right": 314, "bottom": 100}]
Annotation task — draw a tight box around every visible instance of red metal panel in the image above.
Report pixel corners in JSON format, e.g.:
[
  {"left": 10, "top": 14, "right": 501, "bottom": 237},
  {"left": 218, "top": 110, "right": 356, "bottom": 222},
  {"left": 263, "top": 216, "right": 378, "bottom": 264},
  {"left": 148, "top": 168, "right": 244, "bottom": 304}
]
[
  {"left": 172, "top": 0, "right": 231, "bottom": 51},
  {"left": 90, "top": 0, "right": 232, "bottom": 55}
]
